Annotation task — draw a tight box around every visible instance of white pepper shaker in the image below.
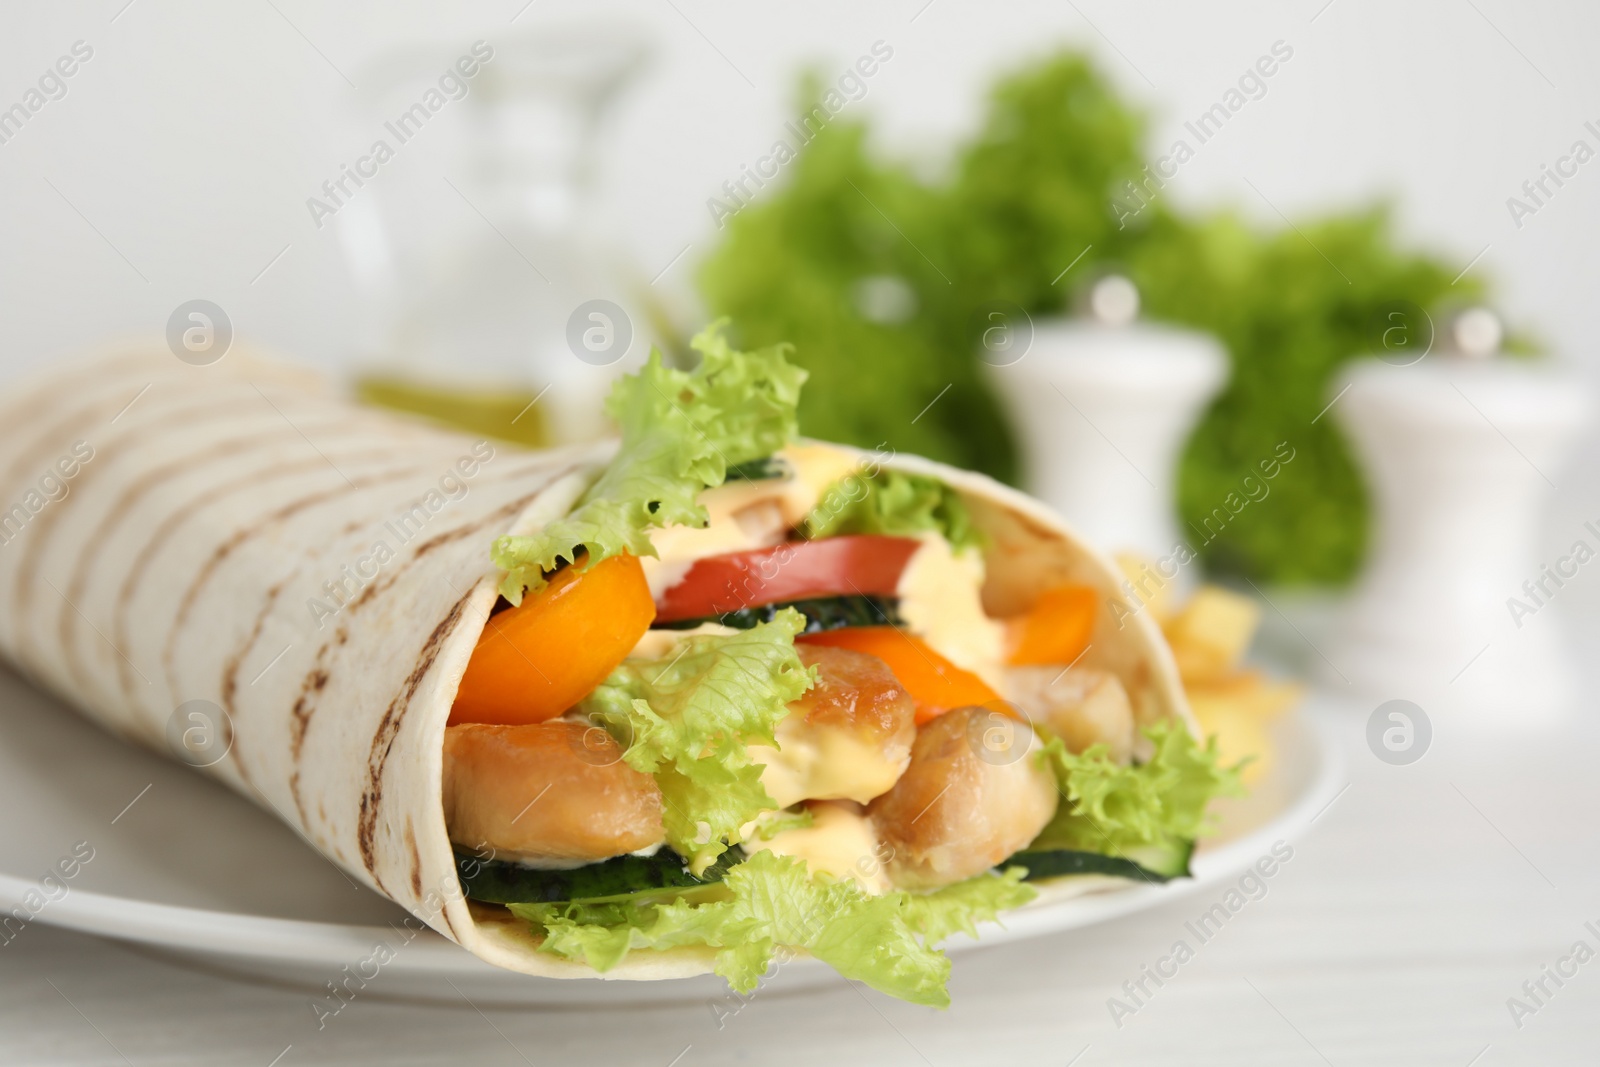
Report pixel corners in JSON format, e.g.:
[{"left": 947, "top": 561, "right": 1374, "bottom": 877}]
[
  {"left": 985, "top": 277, "right": 1228, "bottom": 564},
  {"left": 1327, "top": 310, "right": 1593, "bottom": 724}
]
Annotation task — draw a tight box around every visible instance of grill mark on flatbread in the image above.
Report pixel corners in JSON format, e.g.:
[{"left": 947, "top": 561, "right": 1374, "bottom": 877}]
[
  {"left": 284, "top": 545, "right": 444, "bottom": 765},
  {"left": 0, "top": 356, "right": 163, "bottom": 500},
  {"left": 0, "top": 391, "right": 129, "bottom": 492},
  {"left": 0, "top": 390, "right": 159, "bottom": 622},
  {"left": 288, "top": 769, "right": 309, "bottom": 829},
  {"left": 288, "top": 665, "right": 332, "bottom": 763},
  {"left": 221, "top": 576, "right": 286, "bottom": 791},
  {"left": 7, "top": 392, "right": 283, "bottom": 672},
  {"left": 119, "top": 454, "right": 407, "bottom": 714},
  {"left": 406, "top": 820, "right": 423, "bottom": 898},
  {"left": 203, "top": 454, "right": 444, "bottom": 780},
  {"left": 0, "top": 379, "right": 283, "bottom": 514},
  {"left": 99, "top": 453, "right": 426, "bottom": 715},
  {"left": 0, "top": 352, "right": 156, "bottom": 449},
  {"left": 217, "top": 566, "right": 280, "bottom": 767},
  {"left": 48, "top": 424, "right": 319, "bottom": 684},
  {"left": 411, "top": 520, "right": 487, "bottom": 560},
  {"left": 358, "top": 589, "right": 473, "bottom": 890},
  {"left": 67, "top": 379, "right": 438, "bottom": 703},
  {"left": 212, "top": 454, "right": 444, "bottom": 718},
  {"left": 157, "top": 464, "right": 434, "bottom": 707}
]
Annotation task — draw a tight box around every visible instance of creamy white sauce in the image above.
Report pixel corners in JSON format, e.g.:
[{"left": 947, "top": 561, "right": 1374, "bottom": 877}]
[
  {"left": 896, "top": 532, "right": 1008, "bottom": 692},
  {"left": 748, "top": 713, "right": 909, "bottom": 809},
  {"left": 744, "top": 802, "right": 892, "bottom": 894}
]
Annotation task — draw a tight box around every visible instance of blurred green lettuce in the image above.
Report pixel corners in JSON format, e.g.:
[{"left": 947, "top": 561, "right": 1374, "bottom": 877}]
[{"left": 699, "top": 54, "right": 1490, "bottom": 585}]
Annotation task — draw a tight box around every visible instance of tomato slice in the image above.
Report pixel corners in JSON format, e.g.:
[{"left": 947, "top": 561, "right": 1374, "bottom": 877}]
[
  {"left": 798, "top": 626, "right": 1000, "bottom": 725},
  {"left": 654, "top": 535, "right": 921, "bottom": 623}
]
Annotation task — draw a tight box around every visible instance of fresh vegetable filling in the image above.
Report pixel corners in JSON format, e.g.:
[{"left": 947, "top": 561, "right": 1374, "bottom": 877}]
[{"left": 441, "top": 323, "right": 1241, "bottom": 1006}]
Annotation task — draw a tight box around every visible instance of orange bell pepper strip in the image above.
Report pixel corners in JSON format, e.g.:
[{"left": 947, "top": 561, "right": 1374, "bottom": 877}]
[
  {"left": 798, "top": 626, "right": 1000, "bottom": 725},
  {"left": 1007, "top": 584, "right": 1097, "bottom": 666},
  {"left": 449, "top": 553, "right": 656, "bottom": 726}
]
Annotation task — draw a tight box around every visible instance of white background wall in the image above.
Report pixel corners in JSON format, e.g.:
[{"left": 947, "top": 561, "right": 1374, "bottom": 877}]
[{"left": 2, "top": 0, "right": 1598, "bottom": 599}]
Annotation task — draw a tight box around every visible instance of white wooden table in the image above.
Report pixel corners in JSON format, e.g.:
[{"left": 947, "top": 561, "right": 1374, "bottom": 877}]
[{"left": 3, "top": 660, "right": 1594, "bottom": 1067}]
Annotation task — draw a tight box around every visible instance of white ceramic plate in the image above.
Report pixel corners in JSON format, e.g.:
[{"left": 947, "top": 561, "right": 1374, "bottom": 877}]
[{"left": 0, "top": 663, "right": 1342, "bottom": 1005}]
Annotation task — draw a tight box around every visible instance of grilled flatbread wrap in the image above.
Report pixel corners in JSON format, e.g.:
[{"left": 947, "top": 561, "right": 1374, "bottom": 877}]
[{"left": 0, "top": 339, "right": 1204, "bottom": 992}]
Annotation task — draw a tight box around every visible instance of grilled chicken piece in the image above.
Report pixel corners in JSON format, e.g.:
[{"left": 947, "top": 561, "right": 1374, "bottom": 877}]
[
  {"left": 744, "top": 801, "right": 894, "bottom": 895},
  {"left": 1007, "top": 666, "right": 1136, "bottom": 764},
  {"left": 443, "top": 721, "right": 664, "bottom": 865},
  {"left": 868, "top": 706, "right": 1057, "bottom": 889},
  {"left": 750, "top": 644, "right": 917, "bottom": 808}
]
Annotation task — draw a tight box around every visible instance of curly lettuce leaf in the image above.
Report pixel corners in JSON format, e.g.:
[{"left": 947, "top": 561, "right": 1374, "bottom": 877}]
[
  {"left": 1033, "top": 720, "right": 1245, "bottom": 855},
  {"left": 803, "top": 468, "right": 981, "bottom": 551},
  {"left": 508, "top": 891, "right": 762, "bottom": 976},
  {"left": 509, "top": 851, "right": 1037, "bottom": 1007},
  {"left": 492, "top": 320, "right": 806, "bottom": 602},
  {"left": 580, "top": 610, "right": 814, "bottom": 872},
  {"left": 897, "top": 866, "right": 1035, "bottom": 945}
]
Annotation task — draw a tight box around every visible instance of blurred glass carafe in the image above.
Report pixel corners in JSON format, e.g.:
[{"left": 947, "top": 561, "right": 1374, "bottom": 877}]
[{"left": 342, "top": 24, "right": 651, "bottom": 447}]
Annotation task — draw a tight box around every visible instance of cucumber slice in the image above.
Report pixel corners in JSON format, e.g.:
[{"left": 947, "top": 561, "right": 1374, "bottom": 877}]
[
  {"left": 725, "top": 456, "right": 792, "bottom": 482},
  {"left": 457, "top": 846, "right": 746, "bottom": 905},
  {"left": 1005, "top": 839, "right": 1194, "bottom": 884},
  {"left": 652, "top": 594, "right": 903, "bottom": 634}
]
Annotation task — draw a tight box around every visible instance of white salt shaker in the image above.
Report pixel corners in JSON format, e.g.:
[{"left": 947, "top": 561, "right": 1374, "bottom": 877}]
[
  {"left": 1327, "top": 310, "right": 1593, "bottom": 724},
  {"left": 985, "top": 277, "right": 1228, "bottom": 563}
]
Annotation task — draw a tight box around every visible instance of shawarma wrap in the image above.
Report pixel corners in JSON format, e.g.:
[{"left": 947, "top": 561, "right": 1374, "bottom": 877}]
[{"left": 0, "top": 326, "right": 1237, "bottom": 1005}]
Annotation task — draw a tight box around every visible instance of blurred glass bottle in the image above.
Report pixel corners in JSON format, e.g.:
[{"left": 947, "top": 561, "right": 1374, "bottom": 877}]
[{"left": 341, "top": 24, "right": 651, "bottom": 447}]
